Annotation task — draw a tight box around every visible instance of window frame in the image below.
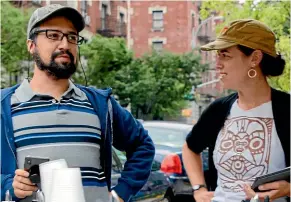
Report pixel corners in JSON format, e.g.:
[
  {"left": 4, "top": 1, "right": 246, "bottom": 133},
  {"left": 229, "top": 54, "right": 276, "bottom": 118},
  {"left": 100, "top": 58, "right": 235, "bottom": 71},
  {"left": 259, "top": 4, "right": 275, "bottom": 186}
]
[{"left": 152, "top": 10, "right": 164, "bottom": 30}]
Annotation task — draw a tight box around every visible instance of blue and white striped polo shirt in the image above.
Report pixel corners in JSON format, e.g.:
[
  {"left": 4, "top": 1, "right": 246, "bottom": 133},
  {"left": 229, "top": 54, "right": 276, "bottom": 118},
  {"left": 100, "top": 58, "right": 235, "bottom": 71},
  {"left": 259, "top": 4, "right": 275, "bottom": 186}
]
[{"left": 11, "top": 79, "right": 110, "bottom": 202}]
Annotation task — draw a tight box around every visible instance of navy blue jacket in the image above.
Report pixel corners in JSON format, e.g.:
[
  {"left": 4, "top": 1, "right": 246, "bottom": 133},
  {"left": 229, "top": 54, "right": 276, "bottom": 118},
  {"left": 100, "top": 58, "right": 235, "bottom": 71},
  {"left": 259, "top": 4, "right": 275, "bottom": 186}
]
[{"left": 1, "top": 84, "right": 155, "bottom": 202}]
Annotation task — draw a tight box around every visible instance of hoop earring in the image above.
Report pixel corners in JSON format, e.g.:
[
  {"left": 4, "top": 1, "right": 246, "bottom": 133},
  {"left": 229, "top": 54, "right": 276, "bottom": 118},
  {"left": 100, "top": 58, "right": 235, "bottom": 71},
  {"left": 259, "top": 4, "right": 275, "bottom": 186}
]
[{"left": 248, "top": 69, "right": 257, "bottom": 78}]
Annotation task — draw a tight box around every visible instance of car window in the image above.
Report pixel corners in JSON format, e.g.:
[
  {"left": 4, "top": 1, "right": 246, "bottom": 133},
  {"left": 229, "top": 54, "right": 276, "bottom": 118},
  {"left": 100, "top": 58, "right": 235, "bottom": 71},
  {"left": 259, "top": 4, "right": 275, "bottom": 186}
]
[
  {"left": 113, "top": 148, "right": 127, "bottom": 165},
  {"left": 144, "top": 126, "right": 189, "bottom": 147},
  {"left": 112, "top": 154, "right": 119, "bottom": 171},
  {"left": 151, "top": 160, "right": 161, "bottom": 171}
]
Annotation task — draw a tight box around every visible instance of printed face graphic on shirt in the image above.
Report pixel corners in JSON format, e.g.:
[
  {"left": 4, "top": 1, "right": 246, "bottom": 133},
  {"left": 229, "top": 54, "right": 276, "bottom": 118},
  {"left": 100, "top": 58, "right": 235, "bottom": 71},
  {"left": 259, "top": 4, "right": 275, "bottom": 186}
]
[{"left": 216, "top": 117, "right": 273, "bottom": 192}]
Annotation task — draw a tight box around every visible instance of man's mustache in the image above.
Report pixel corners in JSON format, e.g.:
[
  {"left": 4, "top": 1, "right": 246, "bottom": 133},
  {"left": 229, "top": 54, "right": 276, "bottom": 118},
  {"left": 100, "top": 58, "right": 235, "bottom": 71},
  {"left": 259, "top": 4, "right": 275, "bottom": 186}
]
[{"left": 51, "top": 50, "right": 74, "bottom": 62}]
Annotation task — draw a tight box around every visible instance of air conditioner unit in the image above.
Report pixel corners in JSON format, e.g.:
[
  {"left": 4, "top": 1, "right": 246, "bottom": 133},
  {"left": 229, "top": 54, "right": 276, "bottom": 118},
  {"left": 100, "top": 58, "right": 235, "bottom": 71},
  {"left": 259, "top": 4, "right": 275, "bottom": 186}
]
[{"left": 84, "top": 15, "right": 91, "bottom": 25}]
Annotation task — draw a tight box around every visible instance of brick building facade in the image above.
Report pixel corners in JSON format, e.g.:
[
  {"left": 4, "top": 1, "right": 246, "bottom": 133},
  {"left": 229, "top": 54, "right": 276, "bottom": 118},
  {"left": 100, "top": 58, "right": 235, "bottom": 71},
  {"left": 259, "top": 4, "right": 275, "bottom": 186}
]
[
  {"left": 128, "top": 1, "right": 223, "bottom": 96},
  {"left": 129, "top": 1, "right": 199, "bottom": 57},
  {"left": 77, "top": 0, "right": 128, "bottom": 40}
]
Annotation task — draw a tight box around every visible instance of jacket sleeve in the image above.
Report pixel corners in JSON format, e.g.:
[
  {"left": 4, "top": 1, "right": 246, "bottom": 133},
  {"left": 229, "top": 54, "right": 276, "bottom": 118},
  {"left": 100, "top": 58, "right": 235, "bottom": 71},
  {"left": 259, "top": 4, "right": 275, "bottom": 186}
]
[
  {"left": 1, "top": 174, "right": 20, "bottom": 201},
  {"left": 1, "top": 123, "right": 20, "bottom": 201},
  {"left": 110, "top": 98, "right": 155, "bottom": 202}
]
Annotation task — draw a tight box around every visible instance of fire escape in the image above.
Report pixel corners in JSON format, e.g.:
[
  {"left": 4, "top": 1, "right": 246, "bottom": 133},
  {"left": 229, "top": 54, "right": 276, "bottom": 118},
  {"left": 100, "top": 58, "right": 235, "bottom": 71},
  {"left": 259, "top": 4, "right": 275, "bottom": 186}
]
[{"left": 97, "top": 2, "right": 127, "bottom": 38}]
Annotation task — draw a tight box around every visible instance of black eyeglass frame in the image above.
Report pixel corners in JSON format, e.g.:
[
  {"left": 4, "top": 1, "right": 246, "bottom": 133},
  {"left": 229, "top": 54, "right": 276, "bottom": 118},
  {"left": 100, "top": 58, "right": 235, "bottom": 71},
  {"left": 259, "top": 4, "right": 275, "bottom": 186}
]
[{"left": 32, "top": 29, "right": 85, "bottom": 45}]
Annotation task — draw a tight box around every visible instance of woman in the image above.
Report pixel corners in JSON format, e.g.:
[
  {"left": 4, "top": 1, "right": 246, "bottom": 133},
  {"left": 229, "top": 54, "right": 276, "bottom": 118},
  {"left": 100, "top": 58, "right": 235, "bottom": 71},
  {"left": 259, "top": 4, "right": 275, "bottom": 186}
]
[{"left": 182, "top": 19, "right": 290, "bottom": 202}]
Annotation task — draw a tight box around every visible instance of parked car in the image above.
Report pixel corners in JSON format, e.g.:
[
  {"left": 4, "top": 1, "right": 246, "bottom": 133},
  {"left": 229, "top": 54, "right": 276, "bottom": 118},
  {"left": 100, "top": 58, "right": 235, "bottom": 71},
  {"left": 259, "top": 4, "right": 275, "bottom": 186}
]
[
  {"left": 111, "top": 121, "right": 210, "bottom": 202},
  {"left": 142, "top": 121, "right": 210, "bottom": 202},
  {"left": 111, "top": 148, "right": 170, "bottom": 202}
]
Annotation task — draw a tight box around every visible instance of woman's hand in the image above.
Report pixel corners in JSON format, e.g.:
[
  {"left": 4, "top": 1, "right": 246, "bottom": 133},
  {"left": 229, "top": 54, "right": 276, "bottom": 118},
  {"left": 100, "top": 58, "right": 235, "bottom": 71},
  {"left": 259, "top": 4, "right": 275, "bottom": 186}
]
[{"left": 243, "top": 181, "right": 290, "bottom": 201}]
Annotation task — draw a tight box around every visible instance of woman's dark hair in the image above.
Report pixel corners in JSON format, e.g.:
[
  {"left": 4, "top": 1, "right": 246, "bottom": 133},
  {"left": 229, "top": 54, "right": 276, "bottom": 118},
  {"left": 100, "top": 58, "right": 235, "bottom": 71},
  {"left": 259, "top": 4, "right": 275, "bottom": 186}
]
[{"left": 237, "top": 45, "right": 285, "bottom": 77}]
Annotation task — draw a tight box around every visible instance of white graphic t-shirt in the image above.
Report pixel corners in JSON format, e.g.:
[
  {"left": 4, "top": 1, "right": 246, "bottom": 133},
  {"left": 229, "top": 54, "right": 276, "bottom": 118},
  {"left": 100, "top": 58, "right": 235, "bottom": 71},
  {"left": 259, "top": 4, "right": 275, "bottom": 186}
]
[{"left": 212, "top": 100, "right": 286, "bottom": 202}]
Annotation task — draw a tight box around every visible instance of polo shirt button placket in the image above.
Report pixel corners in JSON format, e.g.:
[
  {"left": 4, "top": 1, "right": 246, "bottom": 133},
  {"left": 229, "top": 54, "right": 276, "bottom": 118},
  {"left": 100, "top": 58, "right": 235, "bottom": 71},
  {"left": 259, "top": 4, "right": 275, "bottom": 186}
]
[
  {"left": 57, "top": 99, "right": 61, "bottom": 110},
  {"left": 52, "top": 99, "right": 60, "bottom": 110}
]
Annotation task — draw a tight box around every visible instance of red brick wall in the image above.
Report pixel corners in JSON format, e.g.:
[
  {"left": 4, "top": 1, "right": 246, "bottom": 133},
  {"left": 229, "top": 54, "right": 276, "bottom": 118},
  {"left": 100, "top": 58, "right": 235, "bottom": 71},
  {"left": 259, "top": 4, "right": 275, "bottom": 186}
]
[
  {"left": 130, "top": 1, "right": 199, "bottom": 57},
  {"left": 80, "top": 1, "right": 127, "bottom": 37},
  {"left": 76, "top": 1, "right": 99, "bottom": 34}
]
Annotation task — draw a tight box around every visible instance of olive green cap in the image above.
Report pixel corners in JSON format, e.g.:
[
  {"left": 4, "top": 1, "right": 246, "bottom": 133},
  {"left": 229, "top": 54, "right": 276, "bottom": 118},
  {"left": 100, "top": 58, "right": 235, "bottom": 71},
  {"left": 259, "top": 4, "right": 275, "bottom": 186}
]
[{"left": 201, "top": 19, "right": 277, "bottom": 57}]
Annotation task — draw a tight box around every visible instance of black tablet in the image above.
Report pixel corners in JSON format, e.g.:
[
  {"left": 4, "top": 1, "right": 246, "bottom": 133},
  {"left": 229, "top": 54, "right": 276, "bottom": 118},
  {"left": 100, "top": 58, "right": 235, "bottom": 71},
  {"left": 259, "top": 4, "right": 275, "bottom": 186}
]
[{"left": 251, "top": 167, "right": 290, "bottom": 192}]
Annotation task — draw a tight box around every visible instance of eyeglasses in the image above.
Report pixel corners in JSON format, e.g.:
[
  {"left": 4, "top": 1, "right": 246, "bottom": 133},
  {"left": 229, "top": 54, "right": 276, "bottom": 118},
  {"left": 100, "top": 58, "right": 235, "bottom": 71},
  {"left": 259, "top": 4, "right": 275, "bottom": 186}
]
[{"left": 33, "top": 29, "right": 85, "bottom": 45}]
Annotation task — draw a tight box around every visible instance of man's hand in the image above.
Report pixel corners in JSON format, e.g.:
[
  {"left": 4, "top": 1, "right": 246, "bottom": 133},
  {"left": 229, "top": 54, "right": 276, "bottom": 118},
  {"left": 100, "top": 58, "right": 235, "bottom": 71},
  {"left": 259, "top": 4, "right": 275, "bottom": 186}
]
[
  {"left": 243, "top": 181, "right": 290, "bottom": 201},
  {"left": 12, "top": 169, "right": 38, "bottom": 198},
  {"left": 193, "top": 188, "right": 214, "bottom": 202}
]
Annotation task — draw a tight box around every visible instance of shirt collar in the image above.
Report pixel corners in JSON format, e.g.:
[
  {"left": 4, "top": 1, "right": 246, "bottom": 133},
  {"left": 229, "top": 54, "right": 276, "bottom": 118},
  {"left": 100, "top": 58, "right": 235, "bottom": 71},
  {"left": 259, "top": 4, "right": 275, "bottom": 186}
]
[
  {"left": 67, "top": 80, "right": 83, "bottom": 98},
  {"left": 14, "top": 79, "right": 36, "bottom": 102},
  {"left": 14, "top": 79, "right": 82, "bottom": 102}
]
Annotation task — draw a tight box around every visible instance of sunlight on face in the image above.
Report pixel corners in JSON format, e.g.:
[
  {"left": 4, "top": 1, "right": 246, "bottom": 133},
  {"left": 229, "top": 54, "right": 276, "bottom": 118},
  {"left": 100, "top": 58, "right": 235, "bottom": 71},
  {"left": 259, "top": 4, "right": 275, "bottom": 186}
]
[
  {"left": 29, "top": 16, "right": 79, "bottom": 79},
  {"left": 34, "top": 16, "right": 78, "bottom": 66},
  {"left": 216, "top": 46, "right": 252, "bottom": 90}
]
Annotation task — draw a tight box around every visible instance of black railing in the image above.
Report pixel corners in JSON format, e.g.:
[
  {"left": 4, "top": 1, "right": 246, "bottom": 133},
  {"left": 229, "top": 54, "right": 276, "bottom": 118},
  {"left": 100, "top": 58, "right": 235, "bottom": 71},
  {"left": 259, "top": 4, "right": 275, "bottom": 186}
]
[{"left": 97, "top": 18, "right": 126, "bottom": 38}]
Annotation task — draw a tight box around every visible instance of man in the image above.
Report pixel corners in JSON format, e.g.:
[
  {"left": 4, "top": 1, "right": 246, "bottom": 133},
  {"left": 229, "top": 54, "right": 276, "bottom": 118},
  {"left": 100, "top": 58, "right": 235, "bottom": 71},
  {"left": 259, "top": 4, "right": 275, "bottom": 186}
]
[{"left": 1, "top": 4, "right": 155, "bottom": 202}]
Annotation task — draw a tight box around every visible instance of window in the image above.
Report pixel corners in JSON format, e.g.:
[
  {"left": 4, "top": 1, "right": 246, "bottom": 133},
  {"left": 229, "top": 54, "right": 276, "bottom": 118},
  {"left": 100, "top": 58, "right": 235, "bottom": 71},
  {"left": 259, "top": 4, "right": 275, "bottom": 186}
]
[
  {"left": 152, "top": 11, "right": 163, "bottom": 30},
  {"left": 101, "top": 4, "right": 107, "bottom": 30},
  {"left": 151, "top": 161, "right": 161, "bottom": 171},
  {"left": 119, "top": 13, "right": 125, "bottom": 33},
  {"left": 143, "top": 126, "right": 190, "bottom": 148},
  {"left": 152, "top": 41, "right": 163, "bottom": 52},
  {"left": 114, "top": 148, "right": 126, "bottom": 165},
  {"left": 120, "top": 13, "right": 125, "bottom": 23},
  {"left": 81, "top": 0, "right": 87, "bottom": 17}
]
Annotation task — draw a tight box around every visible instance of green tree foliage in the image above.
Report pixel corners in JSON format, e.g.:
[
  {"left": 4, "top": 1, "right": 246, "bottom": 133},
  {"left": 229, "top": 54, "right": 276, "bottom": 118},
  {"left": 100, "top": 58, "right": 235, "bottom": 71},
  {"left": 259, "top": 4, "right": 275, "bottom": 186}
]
[
  {"left": 81, "top": 34, "right": 208, "bottom": 119},
  {"left": 1, "top": 2, "right": 33, "bottom": 86},
  {"left": 200, "top": 0, "right": 290, "bottom": 92},
  {"left": 79, "top": 35, "right": 133, "bottom": 88},
  {"left": 118, "top": 51, "right": 208, "bottom": 119}
]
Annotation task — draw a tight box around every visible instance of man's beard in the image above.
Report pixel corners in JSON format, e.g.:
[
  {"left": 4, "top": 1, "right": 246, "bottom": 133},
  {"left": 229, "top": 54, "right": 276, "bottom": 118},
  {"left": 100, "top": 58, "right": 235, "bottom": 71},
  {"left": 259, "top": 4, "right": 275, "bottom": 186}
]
[{"left": 32, "top": 49, "right": 76, "bottom": 79}]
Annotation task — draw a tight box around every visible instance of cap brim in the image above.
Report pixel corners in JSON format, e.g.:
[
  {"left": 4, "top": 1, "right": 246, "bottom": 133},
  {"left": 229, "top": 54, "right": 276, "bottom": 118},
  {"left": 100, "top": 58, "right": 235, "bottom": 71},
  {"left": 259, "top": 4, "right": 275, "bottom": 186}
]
[
  {"left": 200, "top": 39, "right": 237, "bottom": 51},
  {"left": 36, "top": 7, "right": 85, "bottom": 32}
]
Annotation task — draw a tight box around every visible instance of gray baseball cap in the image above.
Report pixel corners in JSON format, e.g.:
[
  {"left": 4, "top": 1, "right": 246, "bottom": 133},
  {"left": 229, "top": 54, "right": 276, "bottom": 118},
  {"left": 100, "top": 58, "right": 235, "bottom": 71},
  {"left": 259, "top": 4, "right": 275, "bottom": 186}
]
[{"left": 27, "top": 4, "right": 85, "bottom": 39}]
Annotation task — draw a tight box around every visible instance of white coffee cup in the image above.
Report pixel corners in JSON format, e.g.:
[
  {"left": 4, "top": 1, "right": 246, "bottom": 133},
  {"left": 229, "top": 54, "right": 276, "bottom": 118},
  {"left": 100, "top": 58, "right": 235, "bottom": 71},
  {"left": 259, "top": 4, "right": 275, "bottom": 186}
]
[
  {"left": 49, "top": 167, "right": 85, "bottom": 202},
  {"left": 39, "top": 159, "right": 68, "bottom": 202}
]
